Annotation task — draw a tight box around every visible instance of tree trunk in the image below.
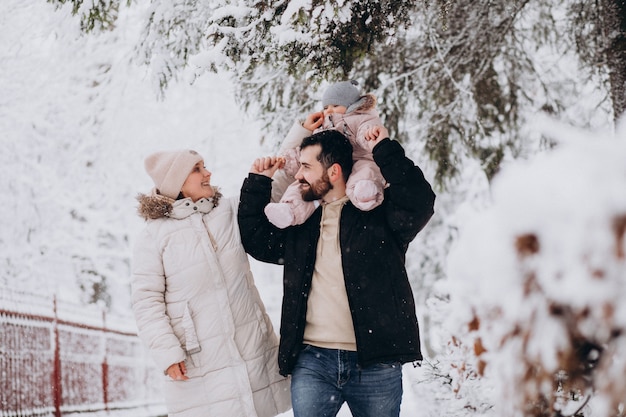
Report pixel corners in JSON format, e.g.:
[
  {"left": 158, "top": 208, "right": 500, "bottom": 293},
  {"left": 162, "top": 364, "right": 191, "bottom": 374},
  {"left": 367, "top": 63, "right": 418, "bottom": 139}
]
[{"left": 600, "top": 0, "right": 626, "bottom": 120}]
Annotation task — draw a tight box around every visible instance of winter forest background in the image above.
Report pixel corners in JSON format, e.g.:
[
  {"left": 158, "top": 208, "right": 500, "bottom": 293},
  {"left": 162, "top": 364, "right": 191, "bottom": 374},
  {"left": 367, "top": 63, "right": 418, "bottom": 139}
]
[{"left": 1, "top": 1, "right": 626, "bottom": 416}]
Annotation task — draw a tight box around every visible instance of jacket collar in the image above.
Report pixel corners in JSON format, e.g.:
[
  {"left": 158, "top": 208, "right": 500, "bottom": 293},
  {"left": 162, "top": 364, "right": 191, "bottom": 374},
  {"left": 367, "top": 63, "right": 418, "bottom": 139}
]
[
  {"left": 137, "top": 187, "right": 221, "bottom": 220},
  {"left": 169, "top": 196, "right": 216, "bottom": 219}
]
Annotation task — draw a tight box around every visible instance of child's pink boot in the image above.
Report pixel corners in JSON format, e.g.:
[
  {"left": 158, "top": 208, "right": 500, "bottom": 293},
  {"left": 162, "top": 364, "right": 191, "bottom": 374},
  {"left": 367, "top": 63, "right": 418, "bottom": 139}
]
[
  {"left": 351, "top": 180, "right": 380, "bottom": 211},
  {"left": 264, "top": 202, "right": 295, "bottom": 229}
]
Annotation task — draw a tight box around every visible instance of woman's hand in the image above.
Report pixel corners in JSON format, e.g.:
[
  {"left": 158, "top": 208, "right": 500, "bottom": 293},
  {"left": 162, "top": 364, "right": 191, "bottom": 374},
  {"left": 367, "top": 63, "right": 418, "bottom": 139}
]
[
  {"left": 302, "top": 111, "right": 324, "bottom": 131},
  {"left": 166, "top": 361, "right": 189, "bottom": 381}
]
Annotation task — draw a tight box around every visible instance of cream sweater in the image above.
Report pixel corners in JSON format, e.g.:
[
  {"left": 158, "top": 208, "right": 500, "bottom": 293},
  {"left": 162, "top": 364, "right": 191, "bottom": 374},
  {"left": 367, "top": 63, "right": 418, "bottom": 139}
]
[{"left": 303, "top": 195, "right": 357, "bottom": 351}]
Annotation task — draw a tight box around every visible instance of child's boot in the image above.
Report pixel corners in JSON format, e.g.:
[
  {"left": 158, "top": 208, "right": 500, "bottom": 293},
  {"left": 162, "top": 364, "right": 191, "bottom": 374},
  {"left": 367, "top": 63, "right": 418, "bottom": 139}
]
[
  {"left": 264, "top": 202, "right": 296, "bottom": 229},
  {"left": 351, "top": 179, "right": 381, "bottom": 211}
]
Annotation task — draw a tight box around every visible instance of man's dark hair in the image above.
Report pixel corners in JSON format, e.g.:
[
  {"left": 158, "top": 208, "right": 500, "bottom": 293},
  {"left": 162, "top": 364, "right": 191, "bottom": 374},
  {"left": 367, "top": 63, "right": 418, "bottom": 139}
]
[{"left": 300, "top": 130, "right": 354, "bottom": 182}]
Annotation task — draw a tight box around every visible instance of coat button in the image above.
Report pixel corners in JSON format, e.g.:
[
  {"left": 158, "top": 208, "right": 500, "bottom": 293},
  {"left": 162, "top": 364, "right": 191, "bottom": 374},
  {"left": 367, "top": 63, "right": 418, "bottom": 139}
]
[{"left": 193, "top": 206, "right": 198, "bottom": 210}]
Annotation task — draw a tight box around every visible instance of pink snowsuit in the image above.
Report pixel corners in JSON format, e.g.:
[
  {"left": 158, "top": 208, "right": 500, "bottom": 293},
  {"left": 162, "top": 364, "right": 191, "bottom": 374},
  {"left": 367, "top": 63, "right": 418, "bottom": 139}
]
[{"left": 264, "top": 95, "right": 386, "bottom": 229}]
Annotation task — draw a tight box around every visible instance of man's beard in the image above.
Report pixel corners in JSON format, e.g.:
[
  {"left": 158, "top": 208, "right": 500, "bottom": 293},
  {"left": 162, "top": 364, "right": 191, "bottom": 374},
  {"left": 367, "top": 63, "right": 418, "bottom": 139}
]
[{"left": 299, "top": 172, "right": 332, "bottom": 201}]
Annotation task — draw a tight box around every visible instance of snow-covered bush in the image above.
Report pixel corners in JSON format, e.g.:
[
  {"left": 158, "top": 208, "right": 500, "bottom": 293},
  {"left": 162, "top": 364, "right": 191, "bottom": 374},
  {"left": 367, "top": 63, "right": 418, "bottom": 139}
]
[{"left": 446, "top": 118, "right": 626, "bottom": 416}]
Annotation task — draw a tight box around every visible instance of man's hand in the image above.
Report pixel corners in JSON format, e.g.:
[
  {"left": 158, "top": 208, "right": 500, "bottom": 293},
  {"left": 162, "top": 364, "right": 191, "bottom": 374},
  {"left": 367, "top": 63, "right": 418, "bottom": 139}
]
[
  {"left": 302, "top": 111, "right": 324, "bottom": 131},
  {"left": 364, "top": 125, "right": 389, "bottom": 150},
  {"left": 250, "top": 156, "right": 285, "bottom": 177}
]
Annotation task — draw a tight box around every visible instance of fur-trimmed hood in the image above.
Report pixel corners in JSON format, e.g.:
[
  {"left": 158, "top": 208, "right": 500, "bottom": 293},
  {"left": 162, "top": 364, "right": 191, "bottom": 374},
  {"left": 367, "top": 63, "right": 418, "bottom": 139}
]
[
  {"left": 137, "top": 188, "right": 222, "bottom": 220},
  {"left": 347, "top": 93, "right": 377, "bottom": 114}
]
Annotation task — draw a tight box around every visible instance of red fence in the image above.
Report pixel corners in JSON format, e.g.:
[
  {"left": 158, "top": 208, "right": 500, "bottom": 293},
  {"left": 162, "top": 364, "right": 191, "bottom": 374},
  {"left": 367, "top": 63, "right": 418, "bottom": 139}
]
[{"left": 0, "top": 287, "right": 165, "bottom": 417}]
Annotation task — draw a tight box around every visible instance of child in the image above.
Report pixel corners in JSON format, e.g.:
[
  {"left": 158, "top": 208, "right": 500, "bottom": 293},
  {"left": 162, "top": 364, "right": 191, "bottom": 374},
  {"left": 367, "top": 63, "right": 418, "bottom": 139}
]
[{"left": 264, "top": 80, "right": 386, "bottom": 228}]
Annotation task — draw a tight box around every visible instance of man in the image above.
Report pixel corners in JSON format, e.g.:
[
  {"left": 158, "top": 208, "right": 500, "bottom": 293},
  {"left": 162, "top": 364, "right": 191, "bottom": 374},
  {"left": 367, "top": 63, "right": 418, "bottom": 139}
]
[{"left": 238, "top": 124, "right": 435, "bottom": 417}]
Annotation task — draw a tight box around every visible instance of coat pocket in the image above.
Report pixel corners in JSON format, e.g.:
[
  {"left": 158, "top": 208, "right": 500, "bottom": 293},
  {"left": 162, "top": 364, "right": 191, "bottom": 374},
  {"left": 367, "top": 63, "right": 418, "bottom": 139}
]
[{"left": 182, "top": 303, "right": 202, "bottom": 355}]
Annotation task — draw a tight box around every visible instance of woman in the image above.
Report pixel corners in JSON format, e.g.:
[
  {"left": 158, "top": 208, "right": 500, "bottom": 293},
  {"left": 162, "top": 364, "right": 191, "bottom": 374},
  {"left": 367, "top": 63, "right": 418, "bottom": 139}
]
[{"left": 131, "top": 149, "right": 291, "bottom": 417}]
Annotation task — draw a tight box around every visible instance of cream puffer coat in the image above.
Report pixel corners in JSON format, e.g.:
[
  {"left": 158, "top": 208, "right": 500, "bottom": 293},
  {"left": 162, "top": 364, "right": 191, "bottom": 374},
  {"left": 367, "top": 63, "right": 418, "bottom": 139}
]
[{"left": 131, "top": 190, "right": 291, "bottom": 417}]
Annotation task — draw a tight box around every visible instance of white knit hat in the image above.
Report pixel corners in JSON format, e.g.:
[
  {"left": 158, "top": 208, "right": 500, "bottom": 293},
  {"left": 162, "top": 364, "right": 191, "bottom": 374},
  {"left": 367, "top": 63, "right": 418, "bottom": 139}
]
[
  {"left": 144, "top": 150, "right": 203, "bottom": 199},
  {"left": 322, "top": 80, "right": 362, "bottom": 111}
]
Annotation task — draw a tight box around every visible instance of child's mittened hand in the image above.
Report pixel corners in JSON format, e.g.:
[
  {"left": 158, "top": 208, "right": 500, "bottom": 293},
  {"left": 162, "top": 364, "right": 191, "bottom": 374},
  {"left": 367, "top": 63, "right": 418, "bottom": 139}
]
[{"left": 281, "top": 148, "right": 301, "bottom": 177}]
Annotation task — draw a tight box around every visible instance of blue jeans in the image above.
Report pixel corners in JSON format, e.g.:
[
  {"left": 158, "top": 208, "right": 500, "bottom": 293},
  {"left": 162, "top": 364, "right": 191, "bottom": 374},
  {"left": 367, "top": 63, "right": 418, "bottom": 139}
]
[{"left": 291, "top": 345, "right": 403, "bottom": 417}]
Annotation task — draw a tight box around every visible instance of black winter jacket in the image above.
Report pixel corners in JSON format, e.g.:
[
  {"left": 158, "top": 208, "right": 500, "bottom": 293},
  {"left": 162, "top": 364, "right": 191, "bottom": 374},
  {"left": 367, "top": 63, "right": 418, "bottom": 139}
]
[{"left": 238, "top": 138, "right": 435, "bottom": 376}]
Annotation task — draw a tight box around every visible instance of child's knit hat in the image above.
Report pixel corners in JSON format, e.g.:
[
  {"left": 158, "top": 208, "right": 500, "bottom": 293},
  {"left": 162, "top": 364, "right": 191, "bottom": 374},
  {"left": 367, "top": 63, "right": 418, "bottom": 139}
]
[
  {"left": 322, "top": 80, "right": 364, "bottom": 113},
  {"left": 144, "top": 149, "right": 203, "bottom": 199}
]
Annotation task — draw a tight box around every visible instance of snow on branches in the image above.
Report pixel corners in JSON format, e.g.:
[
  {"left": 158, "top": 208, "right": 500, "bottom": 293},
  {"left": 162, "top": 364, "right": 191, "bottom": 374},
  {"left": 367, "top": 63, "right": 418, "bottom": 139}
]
[{"left": 446, "top": 118, "right": 626, "bottom": 416}]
